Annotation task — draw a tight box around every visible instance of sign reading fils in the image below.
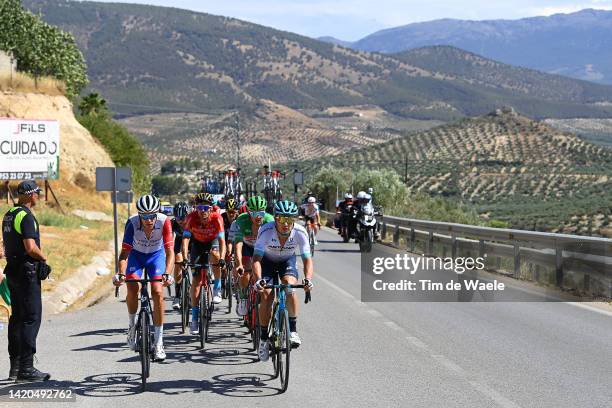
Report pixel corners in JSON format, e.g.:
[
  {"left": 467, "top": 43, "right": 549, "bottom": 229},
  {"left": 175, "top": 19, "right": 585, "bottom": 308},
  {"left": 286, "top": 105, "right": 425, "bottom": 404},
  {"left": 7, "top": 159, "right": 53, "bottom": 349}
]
[{"left": 0, "top": 119, "right": 60, "bottom": 180}]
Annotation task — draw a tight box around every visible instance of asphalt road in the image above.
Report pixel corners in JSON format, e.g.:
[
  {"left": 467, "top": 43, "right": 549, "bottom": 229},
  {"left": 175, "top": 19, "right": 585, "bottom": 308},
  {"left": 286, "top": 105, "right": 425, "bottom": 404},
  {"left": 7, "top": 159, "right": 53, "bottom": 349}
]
[{"left": 0, "top": 228, "right": 610, "bottom": 407}]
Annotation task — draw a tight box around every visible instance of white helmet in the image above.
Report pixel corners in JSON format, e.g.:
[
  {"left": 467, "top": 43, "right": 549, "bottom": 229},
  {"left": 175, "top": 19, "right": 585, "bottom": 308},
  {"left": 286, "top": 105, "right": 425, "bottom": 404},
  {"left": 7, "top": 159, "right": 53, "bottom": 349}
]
[
  {"left": 136, "top": 194, "right": 160, "bottom": 214},
  {"left": 344, "top": 193, "right": 353, "bottom": 200},
  {"left": 307, "top": 196, "right": 316, "bottom": 203},
  {"left": 356, "top": 191, "right": 367, "bottom": 200}
]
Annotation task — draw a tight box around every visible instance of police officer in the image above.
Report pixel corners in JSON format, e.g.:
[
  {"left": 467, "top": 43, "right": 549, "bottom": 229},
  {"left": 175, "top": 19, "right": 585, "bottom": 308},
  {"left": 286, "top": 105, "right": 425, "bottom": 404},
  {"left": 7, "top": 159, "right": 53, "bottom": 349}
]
[{"left": 2, "top": 180, "right": 51, "bottom": 382}]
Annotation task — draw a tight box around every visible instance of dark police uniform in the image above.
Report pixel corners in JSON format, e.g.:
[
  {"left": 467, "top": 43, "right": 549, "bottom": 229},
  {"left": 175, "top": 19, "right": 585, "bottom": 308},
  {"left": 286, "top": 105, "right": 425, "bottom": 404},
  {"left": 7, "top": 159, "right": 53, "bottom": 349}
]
[{"left": 2, "top": 205, "right": 42, "bottom": 372}]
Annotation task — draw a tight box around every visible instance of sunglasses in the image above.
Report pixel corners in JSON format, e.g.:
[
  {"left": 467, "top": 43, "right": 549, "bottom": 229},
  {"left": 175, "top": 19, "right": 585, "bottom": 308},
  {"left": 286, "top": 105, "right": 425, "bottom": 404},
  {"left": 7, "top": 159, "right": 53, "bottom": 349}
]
[
  {"left": 140, "top": 213, "right": 157, "bottom": 221},
  {"left": 227, "top": 210, "right": 237, "bottom": 216},
  {"left": 275, "top": 216, "right": 295, "bottom": 225},
  {"left": 250, "top": 211, "right": 266, "bottom": 218},
  {"left": 196, "top": 205, "right": 212, "bottom": 212}
]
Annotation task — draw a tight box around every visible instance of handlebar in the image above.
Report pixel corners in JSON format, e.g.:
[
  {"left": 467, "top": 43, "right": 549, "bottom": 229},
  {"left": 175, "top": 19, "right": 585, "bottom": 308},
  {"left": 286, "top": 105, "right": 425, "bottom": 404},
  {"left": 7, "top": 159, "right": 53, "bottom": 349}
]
[{"left": 263, "top": 284, "right": 312, "bottom": 303}]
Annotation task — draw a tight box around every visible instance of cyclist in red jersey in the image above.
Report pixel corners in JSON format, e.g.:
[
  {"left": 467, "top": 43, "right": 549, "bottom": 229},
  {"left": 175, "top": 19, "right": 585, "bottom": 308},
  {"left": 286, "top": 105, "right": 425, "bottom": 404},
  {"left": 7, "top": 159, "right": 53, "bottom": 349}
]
[{"left": 182, "top": 193, "right": 226, "bottom": 335}]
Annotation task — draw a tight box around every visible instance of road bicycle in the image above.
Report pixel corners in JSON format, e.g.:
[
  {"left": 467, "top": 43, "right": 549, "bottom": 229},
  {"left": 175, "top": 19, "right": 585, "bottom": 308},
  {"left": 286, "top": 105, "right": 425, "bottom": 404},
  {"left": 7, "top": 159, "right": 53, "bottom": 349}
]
[
  {"left": 244, "top": 282, "right": 261, "bottom": 353},
  {"left": 124, "top": 277, "right": 163, "bottom": 392},
  {"left": 222, "top": 255, "right": 234, "bottom": 314},
  {"left": 188, "top": 260, "right": 216, "bottom": 350},
  {"left": 263, "top": 283, "right": 311, "bottom": 393},
  {"left": 305, "top": 220, "right": 317, "bottom": 257}
]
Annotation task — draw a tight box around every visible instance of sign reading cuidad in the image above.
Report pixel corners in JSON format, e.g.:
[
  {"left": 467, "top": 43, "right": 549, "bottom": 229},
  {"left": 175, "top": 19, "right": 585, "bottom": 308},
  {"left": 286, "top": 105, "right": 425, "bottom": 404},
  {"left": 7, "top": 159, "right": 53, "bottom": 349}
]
[{"left": 0, "top": 118, "right": 60, "bottom": 180}]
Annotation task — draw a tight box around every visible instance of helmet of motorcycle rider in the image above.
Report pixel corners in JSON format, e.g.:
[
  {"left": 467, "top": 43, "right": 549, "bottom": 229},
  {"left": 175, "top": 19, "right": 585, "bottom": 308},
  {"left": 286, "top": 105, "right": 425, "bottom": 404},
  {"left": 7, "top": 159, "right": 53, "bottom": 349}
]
[
  {"left": 307, "top": 196, "right": 316, "bottom": 203},
  {"left": 344, "top": 193, "right": 353, "bottom": 200},
  {"left": 356, "top": 191, "right": 367, "bottom": 200}
]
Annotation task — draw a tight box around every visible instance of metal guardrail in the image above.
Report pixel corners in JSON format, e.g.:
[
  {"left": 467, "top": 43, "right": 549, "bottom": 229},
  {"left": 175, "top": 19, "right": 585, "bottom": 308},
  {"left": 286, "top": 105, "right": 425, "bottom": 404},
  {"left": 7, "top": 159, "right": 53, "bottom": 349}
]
[{"left": 321, "top": 210, "right": 612, "bottom": 297}]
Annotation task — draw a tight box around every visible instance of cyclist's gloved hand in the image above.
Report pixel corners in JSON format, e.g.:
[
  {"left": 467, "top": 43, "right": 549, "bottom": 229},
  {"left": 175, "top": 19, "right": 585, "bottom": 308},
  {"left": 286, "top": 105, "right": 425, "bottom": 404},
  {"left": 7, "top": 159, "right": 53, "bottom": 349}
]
[
  {"left": 112, "top": 274, "right": 125, "bottom": 286},
  {"left": 236, "top": 265, "right": 244, "bottom": 275},
  {"left": 218, "top": 259, "right": 226, "bottom": 268},
  {"left": 163, "top": 274, "right": 174, "bottom": 286},
  {"left": 255, "top": 278, "right": 267, "bottom": 292},
  {"left": 303, "top": 278, "right": 313, "bottom": 291}
]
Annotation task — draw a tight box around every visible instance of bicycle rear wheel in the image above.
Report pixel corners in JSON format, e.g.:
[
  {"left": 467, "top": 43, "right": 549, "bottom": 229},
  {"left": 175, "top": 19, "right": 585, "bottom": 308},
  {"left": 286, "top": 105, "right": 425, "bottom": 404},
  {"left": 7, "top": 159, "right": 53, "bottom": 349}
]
[
  {"left": 180, "top": 274, "right": 190, "bottom": 333},
  {"left": 225, "top": 265, "right": 233, "bottom": 314},
  {"left": 278, "top": 308, "right": 291, "bottom": 393},
  {"left": 139, "top": 311, "right": 150, "bottom": 391},
  {"left": 309, "top": 229, "right": 315, "bottom": 256}
]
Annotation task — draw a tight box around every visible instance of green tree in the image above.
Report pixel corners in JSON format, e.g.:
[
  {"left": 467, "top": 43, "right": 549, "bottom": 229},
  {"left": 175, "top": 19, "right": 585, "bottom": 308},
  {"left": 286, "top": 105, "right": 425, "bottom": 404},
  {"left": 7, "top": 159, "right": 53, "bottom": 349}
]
[
  {"left": 78, "top": 93, "right": 107, "bottom": 116},
  {"left": 0, "top": 0, "right": 88, "bottom": 97},
  {"left": 78, "top": 112, "right": 151, "bottom": 194},
  {"left": 152, "top": 175, "right": 189, "bottom": 197}
]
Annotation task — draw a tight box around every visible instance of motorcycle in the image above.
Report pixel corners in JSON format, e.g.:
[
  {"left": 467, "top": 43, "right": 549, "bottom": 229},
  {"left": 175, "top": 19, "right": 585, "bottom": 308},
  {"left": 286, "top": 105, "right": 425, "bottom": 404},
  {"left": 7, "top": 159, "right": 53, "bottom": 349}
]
[{"left": 356, "top": 202, "right": 377, "bottom": 253}]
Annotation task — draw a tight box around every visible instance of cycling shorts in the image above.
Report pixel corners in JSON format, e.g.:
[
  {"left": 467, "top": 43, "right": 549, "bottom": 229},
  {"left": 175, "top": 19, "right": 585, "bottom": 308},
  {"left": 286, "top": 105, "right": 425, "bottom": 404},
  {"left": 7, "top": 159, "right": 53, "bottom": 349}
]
[
  {"left": 126, "top": 249, "right": 166, "bottom": 280},
  {"left": 190, "top": 239, "right": 213, "bottom": 277},
  {"left": 260, "top": 256, "right": 299, "bottom": 285},
  {"left": 305, "top": 216, "right": 317, "bottom": 225},
  {"left": 173, "top": 236, "right": 182, "bottom": 255},
  {"left": 241, "top": 243, "right": 254, "bottom": 258}
]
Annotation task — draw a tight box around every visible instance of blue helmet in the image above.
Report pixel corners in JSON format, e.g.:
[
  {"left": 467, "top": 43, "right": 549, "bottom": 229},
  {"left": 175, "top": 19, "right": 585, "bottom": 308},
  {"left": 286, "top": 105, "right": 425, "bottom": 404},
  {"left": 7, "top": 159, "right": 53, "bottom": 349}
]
[{"left": 273, "top": 200, "right": 298, "bottom": 216}]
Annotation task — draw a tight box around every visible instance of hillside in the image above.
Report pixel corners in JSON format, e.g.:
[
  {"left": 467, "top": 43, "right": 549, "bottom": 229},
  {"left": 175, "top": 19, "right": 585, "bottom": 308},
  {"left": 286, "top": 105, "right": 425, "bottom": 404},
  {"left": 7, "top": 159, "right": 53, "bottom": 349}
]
[
  {"left": 0, "top": 91, "right": 114, "bottom": 186},
  {"left": 22, "top": 0, "right": 612, "bottom": 120},
  {"left": 282, "top": 110, "right": 612, "bottom": 236},
  {"left": 351, "top": 9, "right": 612, "bottom": 84}
]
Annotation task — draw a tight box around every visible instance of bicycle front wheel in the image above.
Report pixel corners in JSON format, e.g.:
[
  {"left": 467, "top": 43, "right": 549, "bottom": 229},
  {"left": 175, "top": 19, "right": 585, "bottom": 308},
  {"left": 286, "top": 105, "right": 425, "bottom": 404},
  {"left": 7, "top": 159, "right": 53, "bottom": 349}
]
[
  {"left": 199, "top": 288, "right": 206, "bottom": 349},
  {"left": 180, "top": 275, "right": 190, "bottom": 333},
  {"left": 139, "top": 311, "right": 150, "bottom": 391},
  {"left": 225, "top": 268, "right": 233, "bottom": 314},
  {"left": 278, "top": 308, "right": 291, "bottom": 393}
]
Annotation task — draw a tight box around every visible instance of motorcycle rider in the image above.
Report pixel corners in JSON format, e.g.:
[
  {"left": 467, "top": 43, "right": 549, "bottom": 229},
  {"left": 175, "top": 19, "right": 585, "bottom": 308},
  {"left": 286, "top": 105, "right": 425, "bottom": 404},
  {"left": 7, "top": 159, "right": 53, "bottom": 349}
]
[{"left": 336, "top": 193, "right": 353, "bottom": 236}]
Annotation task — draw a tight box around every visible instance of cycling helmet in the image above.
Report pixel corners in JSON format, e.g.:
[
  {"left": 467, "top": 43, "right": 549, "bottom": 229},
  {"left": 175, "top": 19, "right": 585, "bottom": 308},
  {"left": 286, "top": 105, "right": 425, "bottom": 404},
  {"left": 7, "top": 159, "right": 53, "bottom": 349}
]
[
  {"left": 136, "top": 194, "right": 160, "bottom": 214},
  {"left": 225, "top": 198, "right": 237, "bottom": 211},
  {"left": 246, "top": 195, "right": 267, "bottom": 212},
  {"left": 205, "top": 192, "right": 215, "bottom": 203},
  {"left": 194, "top": 192, "right": 212, "bottom": 204},
  {"left": 344, "top": 193, "right": 353, "bottom": 200},
  {"left": 274, "top": 200, "right": 299, "bottom": 216},
  {"left": 356, "top": 191, "right": 367, "bottom": 200},
  {"left": 173, "top": 202, "right": 189, "bottom": 219},
  {"left": 307, "top": 196, "right": 316, "bottom": 203}
]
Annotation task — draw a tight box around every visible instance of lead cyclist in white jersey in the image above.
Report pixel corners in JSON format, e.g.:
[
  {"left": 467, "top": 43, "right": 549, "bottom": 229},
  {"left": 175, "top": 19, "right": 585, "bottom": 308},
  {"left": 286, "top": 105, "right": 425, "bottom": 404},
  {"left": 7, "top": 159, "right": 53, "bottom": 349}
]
[{"left": 253, "top": 200, "right": 313, "bottom": 362}]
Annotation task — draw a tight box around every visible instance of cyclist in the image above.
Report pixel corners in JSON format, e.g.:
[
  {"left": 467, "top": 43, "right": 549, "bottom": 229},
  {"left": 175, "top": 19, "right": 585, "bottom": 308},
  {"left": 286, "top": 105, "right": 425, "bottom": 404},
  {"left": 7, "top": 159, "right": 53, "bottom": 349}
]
[
  {"left": 234, "top": 196, "right": 273, "bottom": 316},
  {"left": 113, "top": 195, "right": 174, "bottom": 361},
  {"left": 182, "top": 193, "right": 226, "bottom": 335},
  {"left": 302, "top": 196, "right": 321, "bottom": 245},
  {"left": 171, "top": 202, "right": 190, "bottom": 310},
  {"left": 253, "top": 200, "right": 313, "bottom": 361}
]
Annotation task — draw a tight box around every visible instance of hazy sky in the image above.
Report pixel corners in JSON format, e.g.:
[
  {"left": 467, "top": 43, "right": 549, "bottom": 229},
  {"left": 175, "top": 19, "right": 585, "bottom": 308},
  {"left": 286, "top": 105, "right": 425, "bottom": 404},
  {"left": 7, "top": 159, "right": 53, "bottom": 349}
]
[{"left": 93, "top": 0, "right": 612, "bottom": 40}]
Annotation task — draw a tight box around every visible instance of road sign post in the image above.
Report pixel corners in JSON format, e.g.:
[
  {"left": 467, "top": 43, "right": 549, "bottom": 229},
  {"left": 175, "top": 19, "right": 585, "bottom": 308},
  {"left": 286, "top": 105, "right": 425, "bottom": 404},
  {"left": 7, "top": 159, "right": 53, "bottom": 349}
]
[{"left": 96, "top": 167, "right": 132, "bottom": 278}]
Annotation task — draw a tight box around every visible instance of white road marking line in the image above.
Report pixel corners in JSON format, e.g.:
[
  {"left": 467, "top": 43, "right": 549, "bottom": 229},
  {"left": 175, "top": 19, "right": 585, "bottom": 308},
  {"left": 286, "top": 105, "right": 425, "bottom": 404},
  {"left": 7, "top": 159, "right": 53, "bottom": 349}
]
[
  {"left": 318, "top": 261, "right": 523, "bottom": 408},
  {"left": 431, "top": 354, "right": 466, "bottom": 375},
  {"left": 565, "top": 302, "right": 612, "bottom": 317},
  {"left": 384, "top": 321, "right": 402, "bottom": 331}
]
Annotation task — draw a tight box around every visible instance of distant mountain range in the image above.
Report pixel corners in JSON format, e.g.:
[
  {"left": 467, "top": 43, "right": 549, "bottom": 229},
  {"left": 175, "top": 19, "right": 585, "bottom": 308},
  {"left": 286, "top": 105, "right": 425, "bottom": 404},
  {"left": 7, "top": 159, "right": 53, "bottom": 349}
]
[
  {"left": 321, "top": 9, "right": 612, "bottom": 84},
  {"left": 23, "top": 1, "right": 612, "bottom": 119}
]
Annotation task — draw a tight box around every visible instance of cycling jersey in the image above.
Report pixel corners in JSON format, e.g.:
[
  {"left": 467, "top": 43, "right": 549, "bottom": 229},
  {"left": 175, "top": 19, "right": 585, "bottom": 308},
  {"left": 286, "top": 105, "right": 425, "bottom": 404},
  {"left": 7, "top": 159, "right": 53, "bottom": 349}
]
[
  {"left": 172, "top": 218, "right": 185, "bottom": 254},
  {"left": 122, "top": 213, "right": 173, "bottom": 280},
  {"left": 254, "top": 221, "right": 311, "bottom": 262},
  {"left": 234, "top": 212, "right": 274, "bottom": 247},
  {"left": 302, "top": 203, "right": 319, "bottom": 218},
  {"left": 122, "top": 214, "right": 173, "bottom": 254},
  {"left": 222, "top": 211, "right": 236, "bottom": 232},
  {"left": 183, "top": 211, "right": 224, "bottom": 243}
]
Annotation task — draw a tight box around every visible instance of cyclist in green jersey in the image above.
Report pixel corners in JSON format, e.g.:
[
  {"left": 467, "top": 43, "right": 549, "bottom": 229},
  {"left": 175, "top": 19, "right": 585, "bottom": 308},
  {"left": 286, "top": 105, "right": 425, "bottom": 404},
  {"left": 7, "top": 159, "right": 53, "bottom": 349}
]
[{"left": 234, "top": 196, "right": 274, "bottom": 316}]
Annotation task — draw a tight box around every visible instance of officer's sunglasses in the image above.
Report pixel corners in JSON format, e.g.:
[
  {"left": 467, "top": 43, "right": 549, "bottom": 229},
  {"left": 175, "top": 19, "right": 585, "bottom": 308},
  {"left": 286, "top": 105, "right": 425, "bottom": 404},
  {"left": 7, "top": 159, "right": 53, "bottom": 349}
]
[
  {"left": 196, "top": 204, "right": 212, "bottom": 212},
  {"left": 250, "top": 210, "right": 266, "bottom": 218},
  {"left": 140, "top": 213, "right": 157, "bottom": 221},
  {"left": 275, "top": 215, "right": 295, "bottom": 225}
]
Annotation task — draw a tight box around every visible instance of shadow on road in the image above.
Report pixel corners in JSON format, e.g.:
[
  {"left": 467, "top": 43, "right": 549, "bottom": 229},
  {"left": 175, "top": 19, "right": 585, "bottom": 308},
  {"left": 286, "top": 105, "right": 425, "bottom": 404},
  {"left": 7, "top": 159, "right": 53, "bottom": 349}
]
[{"left": 317, "top": 248, "right": 360, "bottom": 253}]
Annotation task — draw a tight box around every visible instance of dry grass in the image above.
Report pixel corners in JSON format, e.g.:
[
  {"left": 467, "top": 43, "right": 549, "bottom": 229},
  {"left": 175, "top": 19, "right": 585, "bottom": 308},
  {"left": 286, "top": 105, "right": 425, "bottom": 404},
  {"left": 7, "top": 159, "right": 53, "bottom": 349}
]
[{"left": 0, "top": 72, "right": 66, "bottom": 96}]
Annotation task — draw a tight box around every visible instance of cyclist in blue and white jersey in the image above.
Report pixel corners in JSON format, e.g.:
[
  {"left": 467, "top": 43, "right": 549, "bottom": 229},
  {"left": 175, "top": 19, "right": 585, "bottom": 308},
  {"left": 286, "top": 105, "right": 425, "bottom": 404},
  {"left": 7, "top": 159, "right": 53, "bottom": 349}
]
[
  {"left": 113, "top": 195, "right": 175, "bottom": 361},
  {"left": 253, "top": 200, "right": 314, "bottom": 362}
]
